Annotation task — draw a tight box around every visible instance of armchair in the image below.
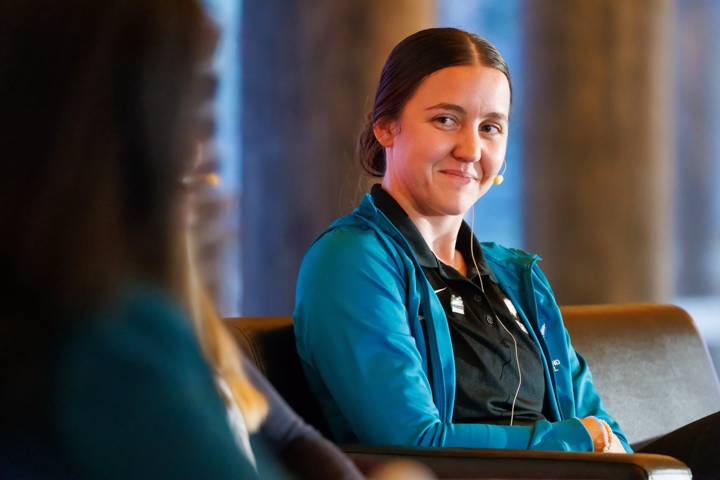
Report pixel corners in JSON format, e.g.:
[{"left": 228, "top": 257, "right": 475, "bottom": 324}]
[{"left": 227, "top": 305, "right": 719, "bottom": 479}]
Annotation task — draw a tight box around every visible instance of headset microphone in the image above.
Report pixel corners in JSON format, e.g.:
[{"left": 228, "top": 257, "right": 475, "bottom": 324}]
[
  {"left": 492, "top": 160, "right": 507, "bottom": 185},
  {"left": 477, "top": 174, "right": 504, "bottom": 185},
  {"left": 476, "top": 161, "right": 507, "bottom": 186}
]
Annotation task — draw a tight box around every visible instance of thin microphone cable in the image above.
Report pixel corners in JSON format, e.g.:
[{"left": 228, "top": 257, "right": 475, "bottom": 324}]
[
  {"left": 469, "top": 206, "right": 522, "bottom": 426},
  {"left": 498, "top": 161, "right": 508, "bottom": 179}
]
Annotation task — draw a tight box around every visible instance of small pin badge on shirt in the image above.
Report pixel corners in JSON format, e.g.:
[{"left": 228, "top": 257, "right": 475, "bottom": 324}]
[
  {"left": 450, "top": 294, "right": 465, "bottom": 315},
  {"left": 540, "top": 324, "right": 547, "bottom": 336}
]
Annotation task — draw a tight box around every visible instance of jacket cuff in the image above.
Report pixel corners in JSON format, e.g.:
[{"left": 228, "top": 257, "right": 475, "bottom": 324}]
[{"left": 529, "top": 418, "right": 594, "bottom": 452}]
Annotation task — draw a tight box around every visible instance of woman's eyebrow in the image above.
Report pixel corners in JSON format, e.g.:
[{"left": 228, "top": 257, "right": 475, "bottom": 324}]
[
  {"left": 485, "top": 112, "right": 509, "bottom": 122},
  {"left": 425, "top": 103, "right": 508, "bottom": 122},
  {"left": 425, "top": 103, "right": 465, "bottom": 113}
]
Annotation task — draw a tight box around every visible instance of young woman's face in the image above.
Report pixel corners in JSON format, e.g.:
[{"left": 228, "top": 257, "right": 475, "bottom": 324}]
[{"left": 378, "top": 64, "right": 511, "bottom": 218}]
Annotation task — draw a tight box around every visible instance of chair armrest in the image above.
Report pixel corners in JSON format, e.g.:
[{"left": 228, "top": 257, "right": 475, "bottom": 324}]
[{"left": 341, "top": 445, "right": 691, "bottom": 479}]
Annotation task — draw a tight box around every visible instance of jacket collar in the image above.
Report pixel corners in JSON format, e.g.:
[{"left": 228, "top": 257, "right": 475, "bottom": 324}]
[
  {"left": 368, "top": 184, "right": 495, "bottom": 278},
  {"left": 350, "top": 192, "right": 541, "bottom": 284}
]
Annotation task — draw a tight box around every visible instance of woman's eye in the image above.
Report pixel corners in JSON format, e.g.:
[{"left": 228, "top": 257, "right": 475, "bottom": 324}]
[
  {"left": 434, "top": 116, "right": 458, "bottom": 128},
  {"left": 480, "top": 123, "right": 502, "bottom": 134}
]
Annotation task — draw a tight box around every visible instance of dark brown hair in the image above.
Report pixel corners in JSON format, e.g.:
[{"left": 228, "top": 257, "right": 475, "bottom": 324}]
[{"left": 357, "top": 27, "right": 512, "bottom": 177}]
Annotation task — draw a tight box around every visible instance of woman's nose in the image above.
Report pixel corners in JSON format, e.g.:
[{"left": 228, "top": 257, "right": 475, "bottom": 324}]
[{"left": 453, "top": 128, "right": 482, "bottom": 163}]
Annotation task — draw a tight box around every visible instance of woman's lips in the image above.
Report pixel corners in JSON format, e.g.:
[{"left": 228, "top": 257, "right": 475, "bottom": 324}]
[{"left": 439, "top": 169, "right": 479, "bottom": 183}]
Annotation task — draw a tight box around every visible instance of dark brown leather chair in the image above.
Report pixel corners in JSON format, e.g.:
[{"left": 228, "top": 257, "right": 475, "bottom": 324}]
[{"left": 227, "top": 304, "right": 719, "bottom": 479}]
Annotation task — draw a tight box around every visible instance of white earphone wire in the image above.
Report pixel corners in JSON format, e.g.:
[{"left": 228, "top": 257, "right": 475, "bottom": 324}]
[
  {"left": 469, "top": 206, "right": 522, "bottom": 426},
  {"left": 498, "top": 160, "right": 508, "bottom": 178}
]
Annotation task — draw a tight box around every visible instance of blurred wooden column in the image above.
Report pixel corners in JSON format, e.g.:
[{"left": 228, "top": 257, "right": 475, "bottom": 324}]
[
  {"left": 521, "top": 0, "right": 674, "bottom": 304},
  {"left": 676, "top": 0, "right": 720, "bottom": 296},
  {"left": 241, "top": 1, "right": 434, "bottom": 315}
]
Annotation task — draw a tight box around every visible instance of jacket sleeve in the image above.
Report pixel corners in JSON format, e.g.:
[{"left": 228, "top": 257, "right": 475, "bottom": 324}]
[
  {"left": 532, "top": 267, "right": 632, "bottom": 453},
  {"left": 294, "top": 227, "right": 594, "bottom": 451}
]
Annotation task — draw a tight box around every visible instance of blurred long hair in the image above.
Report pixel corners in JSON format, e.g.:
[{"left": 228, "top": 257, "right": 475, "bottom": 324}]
[
  {"left": 1, "top": 0, "right": 210, "bottom": 313},
  {"left": 0, "top": 0, "right": 265, "bottom": 436},
  {"left": 185, "top": 231, "right": 268, "bottom": 431}
]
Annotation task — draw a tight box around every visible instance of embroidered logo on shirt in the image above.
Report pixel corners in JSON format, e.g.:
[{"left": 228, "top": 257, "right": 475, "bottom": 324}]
[
  {"left": 552, "top": 359, "right": 561, "bottom": 372},
  {"left": 450, "top": 294, "right": 465, "bottom": 315}
]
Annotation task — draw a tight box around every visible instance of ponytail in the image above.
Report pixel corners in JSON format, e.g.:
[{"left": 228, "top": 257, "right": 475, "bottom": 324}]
[{"left": 356, "top": 114, "right": 385, "bottom": 177}]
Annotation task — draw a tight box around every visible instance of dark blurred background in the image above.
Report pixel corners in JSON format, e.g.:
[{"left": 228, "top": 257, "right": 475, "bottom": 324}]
[{"left": 203, "top": 0, "right": 719, "bottom": 368}]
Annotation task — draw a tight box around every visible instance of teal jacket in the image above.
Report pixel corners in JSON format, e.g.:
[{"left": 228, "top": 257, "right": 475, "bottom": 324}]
[
  {"left": 294, "top": 194, "right": 631, "bottom": 452},
  {"left": 52, "top": 286, "right": 263, "bottom": 479}
]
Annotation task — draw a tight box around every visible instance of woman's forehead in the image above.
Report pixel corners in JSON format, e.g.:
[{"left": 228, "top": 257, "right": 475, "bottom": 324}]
[{"left": 408, "top": 65, "right": 511, "bottom": 116}]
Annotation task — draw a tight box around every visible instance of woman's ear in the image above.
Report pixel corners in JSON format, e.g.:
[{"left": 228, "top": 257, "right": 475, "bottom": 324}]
[{"left": 373, "top": 119, "right": 397, "bottom": 148}]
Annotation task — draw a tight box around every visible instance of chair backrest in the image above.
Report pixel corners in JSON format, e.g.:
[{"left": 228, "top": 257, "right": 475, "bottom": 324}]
[
  {"left": 226, "top": 304, "right": 720, "bottom": 445},
  {"left": 562, "top": 304, "right": 719, "bottom": 445},
  {"left": 225, "top": 316, "right": 332, "bottom": 436}
]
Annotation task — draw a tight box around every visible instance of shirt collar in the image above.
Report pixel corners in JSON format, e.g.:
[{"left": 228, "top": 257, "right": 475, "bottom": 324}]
[{"left": 370, "top": 184, "right": 494, "bottom": 279}]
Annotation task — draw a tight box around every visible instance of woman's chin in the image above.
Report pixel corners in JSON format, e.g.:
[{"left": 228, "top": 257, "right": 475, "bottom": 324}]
[
  {"left": 417, "top": 189, "right": 481, "bottom": 218},
  {"left": 434, "top": 200, "right": 475, "bottom": 218}
]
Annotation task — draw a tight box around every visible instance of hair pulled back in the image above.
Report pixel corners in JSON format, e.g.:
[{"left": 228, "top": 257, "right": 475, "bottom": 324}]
[{"left": 357, "top": 27, "right": 511, "bottom": 177}]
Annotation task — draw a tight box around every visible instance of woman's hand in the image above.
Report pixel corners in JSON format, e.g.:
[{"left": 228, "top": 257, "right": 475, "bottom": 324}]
[{"left": 580, "top": 417, "right": 626, "bottom": 453}]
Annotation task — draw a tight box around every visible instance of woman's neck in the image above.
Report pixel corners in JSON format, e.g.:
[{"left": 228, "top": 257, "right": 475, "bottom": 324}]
[
  {"left": 380, "top": 184, "right": 465, "bottom": 272},
  {"left": 413, "top": 215, "right": 463, "bottom": 268}
]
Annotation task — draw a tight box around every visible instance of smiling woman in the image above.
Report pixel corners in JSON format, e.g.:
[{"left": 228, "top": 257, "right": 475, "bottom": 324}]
[
  {"left": 293, "top": 26, "right": 720, "bottom": 480},
  {"left": 294, "top": 27, "right": 627, "bottom": 454}
]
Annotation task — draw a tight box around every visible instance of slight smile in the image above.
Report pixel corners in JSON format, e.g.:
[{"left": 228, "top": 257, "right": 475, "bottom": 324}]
[{"left": 438, "top": 169, "right": 479, "bottom": 182}]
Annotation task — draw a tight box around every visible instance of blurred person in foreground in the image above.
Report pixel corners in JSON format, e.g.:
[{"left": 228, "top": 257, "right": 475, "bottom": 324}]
[
  {"left": 0, "top": 1, "right": 361, "bottom": 478},
  {"left": 293, "top": 27, "right": 720, "bottom": 479}
]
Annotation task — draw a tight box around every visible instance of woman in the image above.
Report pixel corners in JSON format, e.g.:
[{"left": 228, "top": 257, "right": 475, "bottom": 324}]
[
  {"left": 0, "top": 1, "right": 360, "bottom": 479},
  {"left": 294, "top": 27, "right": 719, "bottom": 472}
]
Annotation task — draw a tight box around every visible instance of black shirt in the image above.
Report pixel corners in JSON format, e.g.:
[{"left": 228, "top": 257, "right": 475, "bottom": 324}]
[{"left": 371, "top": 185, "right": 546, "bottom": 425}]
